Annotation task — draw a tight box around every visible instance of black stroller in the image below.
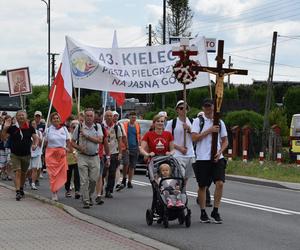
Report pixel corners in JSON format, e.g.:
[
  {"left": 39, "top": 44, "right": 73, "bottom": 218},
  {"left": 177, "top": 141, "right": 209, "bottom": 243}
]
[{"left": 145, "top": 155, "right": 191, "bottom": 228}]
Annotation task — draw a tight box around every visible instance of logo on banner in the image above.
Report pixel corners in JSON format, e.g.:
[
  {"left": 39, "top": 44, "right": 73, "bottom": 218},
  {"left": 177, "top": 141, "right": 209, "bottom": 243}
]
[{"left": 70, "top": 48, "right": 98, "bottom": 78}]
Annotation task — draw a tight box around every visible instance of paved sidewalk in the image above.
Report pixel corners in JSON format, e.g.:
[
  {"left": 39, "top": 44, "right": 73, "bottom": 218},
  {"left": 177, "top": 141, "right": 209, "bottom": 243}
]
[{"left": 0, "top": 185, "right": 175, "bottom": 250}]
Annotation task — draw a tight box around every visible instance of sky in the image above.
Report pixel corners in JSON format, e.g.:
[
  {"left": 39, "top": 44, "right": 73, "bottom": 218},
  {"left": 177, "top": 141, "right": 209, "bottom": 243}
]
[{"left": 0, "top": 0, "right": 299, "bottom": 86}]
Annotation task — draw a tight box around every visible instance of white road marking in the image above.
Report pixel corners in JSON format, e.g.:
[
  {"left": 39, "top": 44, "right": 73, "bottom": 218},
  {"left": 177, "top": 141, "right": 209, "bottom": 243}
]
[{"left": 131, "top": 180, "right": 300, "bottom": 215}]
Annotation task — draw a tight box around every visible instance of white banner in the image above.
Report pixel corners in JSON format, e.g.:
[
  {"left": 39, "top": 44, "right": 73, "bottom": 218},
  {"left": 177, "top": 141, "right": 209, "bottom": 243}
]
[{"left": 66, "top": 36, "right": 210, "bottom": 93}]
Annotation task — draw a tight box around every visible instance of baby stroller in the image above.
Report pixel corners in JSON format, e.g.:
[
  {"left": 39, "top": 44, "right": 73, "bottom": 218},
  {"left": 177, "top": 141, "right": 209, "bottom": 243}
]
[{"left": 145, "top": 155, "right": 191, "bottom": 228}]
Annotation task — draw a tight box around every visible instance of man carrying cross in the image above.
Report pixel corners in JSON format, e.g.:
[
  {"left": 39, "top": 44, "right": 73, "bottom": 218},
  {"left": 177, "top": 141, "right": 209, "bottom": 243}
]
[{"left": 172, "top": 39, "right": 247, "bottom": 224}]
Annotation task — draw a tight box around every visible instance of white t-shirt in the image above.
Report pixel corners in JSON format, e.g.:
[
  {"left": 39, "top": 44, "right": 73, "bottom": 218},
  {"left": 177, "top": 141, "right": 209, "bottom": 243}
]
[
  {"left": 165, "top": 118, "right": 194, "bottom": 158},
  {"left": 191, "top": 115, "right": 227, "bottom": 161},
  {"left": 45, "top": 125, "right": 70, "bottom": 148},
  {"left": 31, "top": 129, "right": 43, "bottom": 157}
]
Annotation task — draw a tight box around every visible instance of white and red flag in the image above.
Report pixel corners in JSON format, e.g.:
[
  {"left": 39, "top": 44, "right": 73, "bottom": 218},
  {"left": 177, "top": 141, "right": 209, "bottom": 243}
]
[
  {"left": 108, "top": 30, "right": 125, "bottom": 107},
  {"left": 49, "top": 47, "right": 72, "bottom": 123}
]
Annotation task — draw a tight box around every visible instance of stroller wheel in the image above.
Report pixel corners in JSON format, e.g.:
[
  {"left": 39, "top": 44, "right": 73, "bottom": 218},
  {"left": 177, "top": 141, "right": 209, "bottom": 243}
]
[
  {"left": 185, "top": 214, "right": 191, "bottom": 228},
  {"left": 146, "top": 209, "right": 153, "bottom": 226},
  {"left": 178, "top": 211, "right": 185, "bottom": 225},
  {"left": 163, "top": 216, "right": 169, "bottom": 228}
]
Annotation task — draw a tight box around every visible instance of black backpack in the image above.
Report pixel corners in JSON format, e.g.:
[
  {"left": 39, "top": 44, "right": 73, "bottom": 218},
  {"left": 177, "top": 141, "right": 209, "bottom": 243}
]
[
  {"left": 76, "top": 123, "right": 103, "bottom": 145},
  {"left": 171, "top": 117, "right": 194, "bottom": 136}
]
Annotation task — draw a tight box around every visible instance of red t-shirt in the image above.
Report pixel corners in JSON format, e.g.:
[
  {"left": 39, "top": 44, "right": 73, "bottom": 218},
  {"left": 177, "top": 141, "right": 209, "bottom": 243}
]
[{"left": 142, "top": 130, "right": 173, "bottom": 155}]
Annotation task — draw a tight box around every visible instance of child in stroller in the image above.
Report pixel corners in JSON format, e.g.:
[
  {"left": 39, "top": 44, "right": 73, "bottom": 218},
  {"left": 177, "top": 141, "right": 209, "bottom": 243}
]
[
  {"left": 158, "top": 163, "right": 184, "bottom": 208},
  {"left": 146, "top": 155, "right": 191, "bottom": 228}
]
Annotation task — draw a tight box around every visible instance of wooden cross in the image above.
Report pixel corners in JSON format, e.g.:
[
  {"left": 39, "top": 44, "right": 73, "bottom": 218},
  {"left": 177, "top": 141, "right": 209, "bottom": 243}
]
[
  {"left": 172, "top": 38, "right": 198, "bottom": 147},
  {"left": 191, "top": 40, "right": 248, "bottom": 161}
]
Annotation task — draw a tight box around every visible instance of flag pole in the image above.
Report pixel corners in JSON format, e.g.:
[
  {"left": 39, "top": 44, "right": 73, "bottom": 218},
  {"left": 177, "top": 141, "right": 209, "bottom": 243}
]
[
  {"left": 103, "top": 91, "right": 108, "bottom": 122},
  {"left": 37, "top": 83, "right": 57, "bottom": 168},
  {"left": 78, "top": 87, "right": 81, "bottom": 113}
]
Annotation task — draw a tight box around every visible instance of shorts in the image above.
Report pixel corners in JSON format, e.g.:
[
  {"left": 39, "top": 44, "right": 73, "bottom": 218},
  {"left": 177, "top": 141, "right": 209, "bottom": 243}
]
[
  {"left": 10, "top": 153, "right": 31, "bottom": 173},
  {"left": 128, "top": 149, "right": 139, "bottom": 169},
  {"left": 177, "top": 156, "right": 195, "bottom": 178},
  {"left": 121, "top": 150, "right": 129, "bottom": 166},
  {"left": 0, "top": 149, "right": 8, "bottom": 168},
  {"left": 29, "top": 156, "right": 42, "bottom": 169},
  {"left": 193, "top": 158, "right": 227, "bottom": 187}
]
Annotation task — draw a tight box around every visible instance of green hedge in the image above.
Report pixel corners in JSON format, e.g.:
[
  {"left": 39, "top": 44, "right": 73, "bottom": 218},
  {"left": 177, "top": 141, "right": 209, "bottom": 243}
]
[{"left": 223, "top": 110, "right": 264, "bottom": 130}]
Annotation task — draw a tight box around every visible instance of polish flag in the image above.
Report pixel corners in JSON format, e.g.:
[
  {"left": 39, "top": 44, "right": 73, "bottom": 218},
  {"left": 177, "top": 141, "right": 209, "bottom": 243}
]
[
  {"left": 109, "top": 91, "right": 125, "bottom": 106},
  {"left": 49, "top": 47, "right": 73, "bottom": 123},
  {"left": 108, "top": 30, "right": 125, "bottom": 107}
]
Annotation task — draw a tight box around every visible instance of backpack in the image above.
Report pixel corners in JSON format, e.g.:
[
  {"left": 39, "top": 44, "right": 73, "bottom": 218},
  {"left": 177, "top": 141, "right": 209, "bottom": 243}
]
[
  {"left": 171, "top": 117, "right": 194, "bottom": 136},
  {"left": 76, "top": 123, "right": 101, "bottom": 145}
]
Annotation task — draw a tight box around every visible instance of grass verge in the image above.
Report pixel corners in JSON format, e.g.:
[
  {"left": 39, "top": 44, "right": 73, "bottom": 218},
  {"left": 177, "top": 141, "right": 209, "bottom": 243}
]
[{"left": 226, "top": 160, "right": 300, "bottom": 183}]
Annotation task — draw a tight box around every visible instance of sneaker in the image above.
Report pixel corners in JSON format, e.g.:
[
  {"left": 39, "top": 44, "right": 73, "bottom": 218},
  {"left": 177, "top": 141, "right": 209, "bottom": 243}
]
[
  {"left": 39, "top": 173, "right": 44, "bottom": 179},
  {"left": 105, "top": 192, "right": 113, "bottom": 198},
  {"left": 83, "top": 201, "right": 90, "bottom": 209},
  {"left": 116, "top": 183, "right": 125, "bottom": 191},
  {"left": 75, "top": 192, "right": 81, "bottom": 199},
  {"left": 127, "top": 182, "right": 133, "bottom": 189},
  {"left": 200, "top": 211, "right": 210, "bottom": 223},
  {"left": 31, "top": 183, "right": 38, "bottom": 190},
  {"left": 52, "top": 192, "right": 58, "bottom": 201},
  {"left": 16, "top": 191, "right": 22, "bottom": 201},
  {"left": 20, "top": 189, "right": 25, "bottom": 198},
  {"left": 65, "top": 191, "right": 72, "bottom": 198},
  {"left": 167, "top": 199, "right": 174, "bottom": 208},
  {"left": 211, "top": 211, "right": 223, "bottom": 224},
  {"left": 95, "top": 196, "right": 104, "bottom": 205},
  {"left": 176, "top": 200, "right": 184, "bottom": 208},
  {"left": 89, "top": 198, "right": 94, "bottom": 206}
]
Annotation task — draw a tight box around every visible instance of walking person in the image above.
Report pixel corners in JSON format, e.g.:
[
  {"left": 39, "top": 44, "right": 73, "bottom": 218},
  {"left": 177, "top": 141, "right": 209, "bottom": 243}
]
[
  {"left": 165, "top": 100, "right": 194, "bottom": 185},
  {"left": 65, "top": 119, "right": 81, "bottom": 199},
  {"left": 45, "top": 112, "right": 71, "bottom": 201},
  {"left": 1, "top": 110, "right": 39, "bottom": 201},
  {"left": 102, "top": 110, "right": 122, "bottom": 198},
  {"left": 140, "top": 114, "right": 174, "bottom": 157},
  {"left": 28, "top": 120, "right": 43, "bottom": 190},
  {"left": 34, "top": 111, "right": 46, "bottom": 179},
  {"left": 121, "top": 111, "right": 141, "bottom": 189},
  {"left": 191, "top": 99, "right": 228, "bottom": 224},
  {"left": 94, "top": 111, "right": 110, "bottom": 205},
  {"left": 71, "top": 108, "right": 103, "bottom": 208}
]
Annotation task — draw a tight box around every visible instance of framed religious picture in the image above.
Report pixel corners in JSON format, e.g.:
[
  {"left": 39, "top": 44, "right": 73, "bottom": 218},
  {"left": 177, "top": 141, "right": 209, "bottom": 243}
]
[{"left": 7, "top": 67, "right": 32, "bottom": 97}]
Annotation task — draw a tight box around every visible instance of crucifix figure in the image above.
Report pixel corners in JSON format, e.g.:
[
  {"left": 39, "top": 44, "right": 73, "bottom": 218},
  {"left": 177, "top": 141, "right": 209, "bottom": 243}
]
[
  {"left": 172, "top": 38, "right": 199, "bottom": 147},
  {"left": 192, "top": 40, "right": 248, "bottom": 161}
]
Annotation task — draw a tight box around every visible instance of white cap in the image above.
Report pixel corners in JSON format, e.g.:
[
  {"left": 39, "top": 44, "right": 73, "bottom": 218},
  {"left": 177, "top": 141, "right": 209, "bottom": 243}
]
[
  {"left": 112, "top": 111, "right": 119, "bottom": 117},
  {"left": 175, "top": 100, "right": 185, "bottom": 109},
  {"left": 158, "top": 111, "right": 167, "bottom": 117},
  {"left": 34, "top": 111, "right": 42, "bottom": 116}
]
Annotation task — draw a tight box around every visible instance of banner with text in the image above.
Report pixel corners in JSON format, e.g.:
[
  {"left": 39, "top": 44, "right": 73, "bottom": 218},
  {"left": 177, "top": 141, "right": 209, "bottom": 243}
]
[{"left": 66, "top": 36, "right": 210, "bottom": 93}]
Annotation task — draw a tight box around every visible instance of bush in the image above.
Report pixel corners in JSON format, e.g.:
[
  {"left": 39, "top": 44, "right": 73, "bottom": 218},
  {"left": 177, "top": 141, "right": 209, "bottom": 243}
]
[
  {"left": 269, "top": 107, "right": 289, "bottom": 137},
  {"left": 188, "top": 87, "right": 210, "bottom": 108},
  {"left": 223, "top": 110, "right": 264, "bottom": 130},
  {"left": 284, "top": 86, "right": 300, "bottom": 124}
]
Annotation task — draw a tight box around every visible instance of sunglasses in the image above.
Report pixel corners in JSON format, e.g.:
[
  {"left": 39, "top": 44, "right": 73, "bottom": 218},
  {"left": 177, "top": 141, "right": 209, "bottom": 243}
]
[{"left": 177, "top": 106, "right": 188, "bottom": 111}]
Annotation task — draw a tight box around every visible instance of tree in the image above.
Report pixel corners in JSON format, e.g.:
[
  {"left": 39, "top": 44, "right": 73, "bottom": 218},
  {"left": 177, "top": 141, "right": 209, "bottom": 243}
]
[{"left": 156, "top": 0, "right": 193, "bottom": 43}]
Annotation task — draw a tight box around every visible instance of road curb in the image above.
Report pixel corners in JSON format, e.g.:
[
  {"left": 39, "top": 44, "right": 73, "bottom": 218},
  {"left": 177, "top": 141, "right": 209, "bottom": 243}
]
[
  {"left": 227, "top": 175, "right": 300, "bottom": 191},
  {"left": 0, "top": 182, "right": 179, "bottom": 250}
]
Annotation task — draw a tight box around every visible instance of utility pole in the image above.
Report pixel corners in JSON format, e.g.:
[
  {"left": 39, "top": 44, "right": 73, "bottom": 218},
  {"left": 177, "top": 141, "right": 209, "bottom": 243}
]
[
  {"left": 50, "top": 53, "right": 59, "bottom": 83},
  {"left": 41, "top": 0, "right": 51, "bottom": 95},
  {"left": 162, "top": 0, "right": 166, "bottom": 109},
  {"left": 262, "top": 31, "right": 278, "bottom": 153},
  {"left": 148, "top": 24, "right": 152, "bottom": 46},
  {"left": 227, "top": 56, "right": 233, "bottom": 88}
]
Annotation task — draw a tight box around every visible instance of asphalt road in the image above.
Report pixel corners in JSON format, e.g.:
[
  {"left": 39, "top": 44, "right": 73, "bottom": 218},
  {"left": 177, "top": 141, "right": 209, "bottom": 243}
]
[{"left": 4, "top": 173, "right": 300, "bottom": 250}]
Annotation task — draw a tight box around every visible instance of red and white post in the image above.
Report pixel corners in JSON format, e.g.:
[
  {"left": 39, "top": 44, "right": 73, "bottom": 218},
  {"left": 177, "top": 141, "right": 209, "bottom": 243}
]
[
  {"left": 228, "top": 149, "right": 232, "bottom": 161},
  {"left": 243, "top": 150, "right": 248, "bottom": 163},
  {"left": 296, "top": 155, "right": 300, "bottom": 167},
  {"left": 259, "top": 152, "right": 264, "bottom": 165},
  {"left": 276, "top": 153, "right": 282, "bottom": 164}
]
